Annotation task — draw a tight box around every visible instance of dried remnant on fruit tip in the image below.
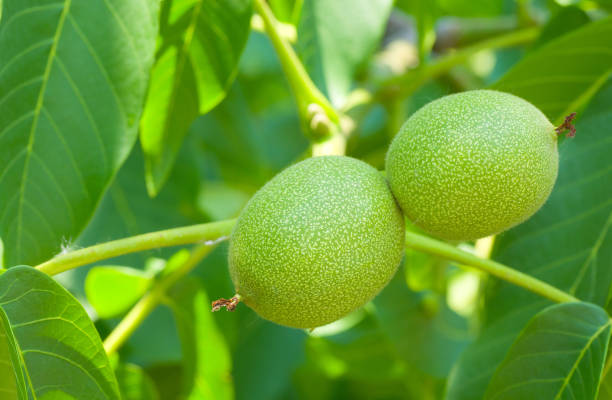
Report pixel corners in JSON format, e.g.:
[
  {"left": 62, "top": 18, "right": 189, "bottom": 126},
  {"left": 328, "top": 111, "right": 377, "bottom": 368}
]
[
  {"left": 211, "top": 295, "right": 241, "bottom": 312},
  {"left": 555, "top": 112, "right": 577, "bottom": 138},
  {"left": 227, "top": 156, "right": 405, "bottom": 329},
  {"left": 385, "top": 89, "right": 559, "bottom": 241}
]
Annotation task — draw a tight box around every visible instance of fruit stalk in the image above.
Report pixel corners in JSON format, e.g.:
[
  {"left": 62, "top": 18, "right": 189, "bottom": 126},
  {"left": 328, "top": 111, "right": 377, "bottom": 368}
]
[
  {"left": 405, "top": 231, "right": 578, "bottom": 303},
  {"left": 34, "top": 219, "right": 236, "bottom": 275}
]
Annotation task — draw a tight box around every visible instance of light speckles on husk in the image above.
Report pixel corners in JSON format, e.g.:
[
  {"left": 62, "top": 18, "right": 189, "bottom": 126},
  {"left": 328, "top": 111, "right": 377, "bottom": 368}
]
[
  {"left": 386, "top": 90, "right": 559, "bottom": 241},
  {"left": 227, "top": 156, "right": 405, "bottom": 329}
]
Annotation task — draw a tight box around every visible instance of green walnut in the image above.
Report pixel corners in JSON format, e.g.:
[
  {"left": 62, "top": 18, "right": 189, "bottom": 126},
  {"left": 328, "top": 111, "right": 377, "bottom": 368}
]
[
  {"left": 385, "top": 90, "right": 560, "bottom": 241},
  {"left": 225, "top": 156, "right": 405, "bottom": 329}
]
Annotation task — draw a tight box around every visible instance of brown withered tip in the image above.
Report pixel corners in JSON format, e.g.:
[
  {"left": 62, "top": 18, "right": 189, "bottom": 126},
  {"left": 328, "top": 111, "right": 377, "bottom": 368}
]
[
  {"left": 211, "top": 295, "right": 241, "bottom": 312},
  {"left": 555, "top": 112, "right": 577, "bottom": 138}
]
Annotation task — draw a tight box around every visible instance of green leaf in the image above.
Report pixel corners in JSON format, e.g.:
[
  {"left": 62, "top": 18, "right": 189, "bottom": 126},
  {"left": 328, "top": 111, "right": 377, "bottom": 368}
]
[
  {"left": 532, "top": 6, "right": 590, "bottom": 49},
  {"left": 373, "top": 266, "right": 472, "bottom": 378},
  {"left": 599, "top": 358, "right": 612, "bottom": 400},
  {"left": 296, "top": 0, "right": 393, "bottom": 107},
  {"left": 232, "top": 317, "right": 307, "bottom": 400},
  {"left": 269, "top": 0, "right": 300, "bottom": 23},
  {"left": 140, "top": 0, "right": 253, "bottom": 196},
  {"left": 57, "top": 146, "right": 199, "bottom": 302},
  {"left": 435, "top": 0, "right": 504, "bottom": 17},
  {"left": 492, "top": 16, "right": 612, "bottom": 124},
  {"left": 307, "top": 313, "right": 404, "bottom": 381},
  {"left": 167, "top": 277, "right": 233, "bottom": 400},
  {"left": 445, "top": 79, "right": 612, "bottom": 400},
  {"left": 395, "top": 0, "right": 439, "bottom": 61},
  {"left": 115, "top": 363, "right": 160, "bottom": 400},
  {"left": 85, "top": 266, "right": 152, "bottom": 319},
  {"left": 144, "top": 363, "right": 183, "bottom": 400},
  {"left": 0, "top": 308, "right": 25, "bottom": 400},
  {"left": 485, "top": 302, "right": 611, "bottom": 400},
  {"left": 0, "top": 0, "right": 159, "bottom": 266},
  {"left": 0, "top": 266, "right": 120, "bottom": 399}
]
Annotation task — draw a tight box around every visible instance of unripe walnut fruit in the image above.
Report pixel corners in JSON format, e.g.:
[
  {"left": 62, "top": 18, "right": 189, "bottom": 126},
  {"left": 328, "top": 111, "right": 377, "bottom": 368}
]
[
  {"left": 385, "top": 90, "right": 559, "bottom": 240},
  {"left": 228, "top": 156, "right": 405, "bottom": 329}
]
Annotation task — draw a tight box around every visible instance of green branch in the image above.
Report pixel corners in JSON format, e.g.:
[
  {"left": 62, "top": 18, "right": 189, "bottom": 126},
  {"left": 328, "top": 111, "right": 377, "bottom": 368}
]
[
  {"left": 405, "top": 231, "right": 578, "bottom": 304},
  {"left": 103, "top": 242, "right": 220, "bottom": 355},
  {"left": 33, "top": 211, "right": 576, "bottom": 305},
  {"left": 253, "top": 0, "right": 336, "bottom": 121},
  {"left": 253, "top": 0, "right": 342, "bottom": 145},
  {"left": 34, "top": 219, "right": 236, "bottom": 276},
  {"left": 379, "top": 27, "right": 539, "bottom": 98}
]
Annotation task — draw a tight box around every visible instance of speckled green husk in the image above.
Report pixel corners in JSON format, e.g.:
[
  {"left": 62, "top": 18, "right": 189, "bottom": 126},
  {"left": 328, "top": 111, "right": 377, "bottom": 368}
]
[
  {"left": 386, "top": 90, "right": 558, "bottom": 241},
  {"left": 229, "top": 156, "right": 405, "bottom": 329}
]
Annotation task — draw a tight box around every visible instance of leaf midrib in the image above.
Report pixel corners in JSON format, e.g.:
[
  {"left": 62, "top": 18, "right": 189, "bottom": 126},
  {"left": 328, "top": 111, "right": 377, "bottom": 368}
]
[{"left": 15, "top": 0, "right": 72, "bottom": 261}]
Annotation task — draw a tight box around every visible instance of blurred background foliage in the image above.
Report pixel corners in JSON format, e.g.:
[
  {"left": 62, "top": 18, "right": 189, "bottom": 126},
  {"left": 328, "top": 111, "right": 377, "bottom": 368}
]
[{"left": 47, "top": 0, "right": 612, "bottom": 398}]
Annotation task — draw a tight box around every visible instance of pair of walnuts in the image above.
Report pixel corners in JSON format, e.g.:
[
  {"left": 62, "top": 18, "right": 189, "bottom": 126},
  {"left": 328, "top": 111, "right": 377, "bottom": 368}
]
[{"left": 218, "top": 90, "right": 561, "bottom": 329}]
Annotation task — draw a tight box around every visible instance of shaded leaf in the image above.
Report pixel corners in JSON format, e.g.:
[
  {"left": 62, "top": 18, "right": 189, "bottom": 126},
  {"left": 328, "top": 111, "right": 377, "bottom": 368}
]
[
  {"left": 0, "top": 0, "right": 159, "bottom": 266},
  {"left": 485, "top": 302, "right": 610, "bottom": 400},
  {"left": 395, "top": 0, "right": 438, "bottom": 61},
  {"left": 297, "top": 0, "right": 393, "bottom": 107},
  {"left": 0, "top": 266, "right": 119, "bottom": 399},
  {"left": 232, "top": 317, "right": 307, "bottom": 400},
  {"left": 493, "top": 16, "right": 612, "bottom": 123},
  {"left": 122, "top": 305, "right": 182, "bottom": 367},
  {"left": 57, "top": 146, "right": 199, "bottom": 302},
  {"left": 436, "top": 0, "right": 503, "bottom": 17},
  {"left": 116, "top": 363, "right": 160, "bottom": 400},
  {"left": 307, "top": 313, "right": 404, "bottom": 381},
  {"left": 167, "top": 277, "right": 233, "bottom": 400},
  {"left": 445, "top": 78, "right": 612, "bottom": 399},
  {"left": 145, "top": 363, "right": 183, "bottom": 400},
  {"left": 373, "top": 267, "right": 473, "bottom": 378},
  {"left": 190, "top": 79, "right": 306, "bottom": 187},
  {"left": 85, "top": 266, "right": 152, "bottom": 319},
  {"left": 140, "top": 0, "right": 252, "bottom": 196},
  {"left": 532, "top": 6, "right": 590, "bottom": 49},
  {"left": 299, "top": 312, "right": 446, "bottom": 400}
]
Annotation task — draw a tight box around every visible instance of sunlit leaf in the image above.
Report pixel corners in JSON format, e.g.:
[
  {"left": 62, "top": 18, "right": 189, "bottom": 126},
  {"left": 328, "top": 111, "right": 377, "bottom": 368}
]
[
  {"left": 140, "top": 0, "right": 252, "bottom": 196},
  {"left": 0, "top": 266, "right": 119, "bottom": 398},
  {"left": 0, "top": 0, "right": 159, "bottom": 266},
  {"left": 85, "top": 266, "right": 152, "bottom": 319}
]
